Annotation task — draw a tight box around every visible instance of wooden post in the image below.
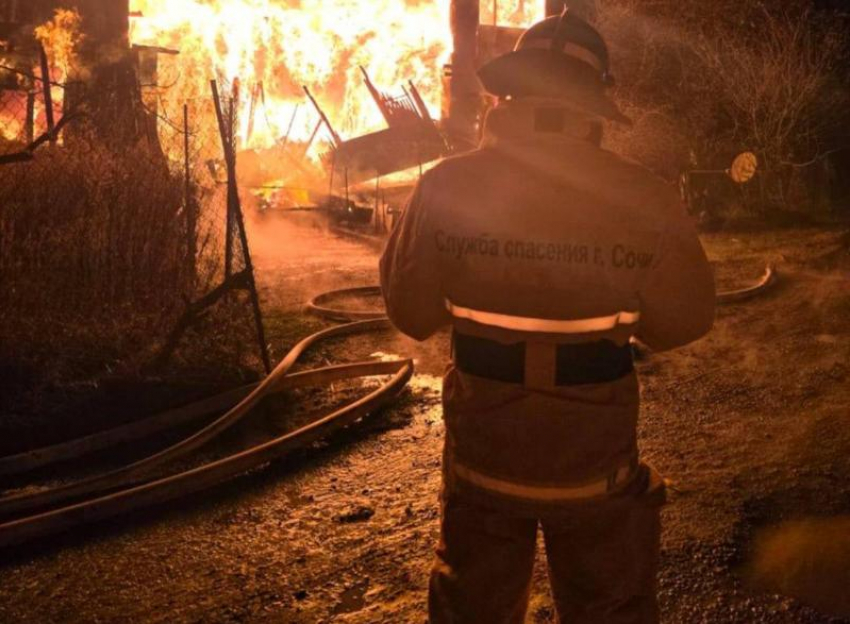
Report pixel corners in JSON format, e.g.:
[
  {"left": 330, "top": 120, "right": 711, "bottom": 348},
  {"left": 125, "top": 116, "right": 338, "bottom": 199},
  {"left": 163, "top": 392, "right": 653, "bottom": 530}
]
[
  {"left": 344, "top": 167, "right": 350, "bottom": 209},
  {"left": 211, "top": 81, "right": 235, "bottom": 278},
  {"left": 327, "top": 147, "right": 336, "bottom": 197},
  {"left": 448, "top": 0, "right": 481, "bottom": 150},
  {"left": 38, "top": 44, "right": 55, "bottom": 144},
  {"left": 452, "top": 0, "right": 479, "bottom": 66},
  {"left": 374, "top": 175, "right": 381, "bottom": 233}
]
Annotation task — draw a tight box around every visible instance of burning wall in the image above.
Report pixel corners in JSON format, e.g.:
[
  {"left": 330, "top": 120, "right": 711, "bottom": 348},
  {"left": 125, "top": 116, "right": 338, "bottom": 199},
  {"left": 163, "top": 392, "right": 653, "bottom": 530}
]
[
  {"left": 2, "top": 1, "right": 545, "bottom": 177},
  {"left": 129, "top": 0, "right": 542, "bottom": 156}
]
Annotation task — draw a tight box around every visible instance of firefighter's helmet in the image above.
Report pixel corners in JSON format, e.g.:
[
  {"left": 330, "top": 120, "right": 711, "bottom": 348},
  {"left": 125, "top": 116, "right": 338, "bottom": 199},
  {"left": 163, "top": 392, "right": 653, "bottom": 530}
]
[{"left": 478, "top": 9, "right": 630, "bottom": 124}]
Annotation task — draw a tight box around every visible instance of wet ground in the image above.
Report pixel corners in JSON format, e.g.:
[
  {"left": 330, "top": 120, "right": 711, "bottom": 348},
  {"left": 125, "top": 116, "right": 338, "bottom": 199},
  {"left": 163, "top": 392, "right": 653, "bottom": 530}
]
[{"left": 1, "top": 217, "right": 850, "bottom": 623}]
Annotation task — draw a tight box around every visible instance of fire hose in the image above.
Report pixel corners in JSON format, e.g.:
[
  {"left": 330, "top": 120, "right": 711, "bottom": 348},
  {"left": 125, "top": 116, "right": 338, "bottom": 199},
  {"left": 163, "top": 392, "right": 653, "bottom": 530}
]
[
  {"left": 0, "top": 267, "right": 777, "bottom": 547},
  {"left": 716, "top": 265, "right": 777, "bottom": 304},
  {"left": 0, "top": 307, "right": 409, "bottom": 547}
]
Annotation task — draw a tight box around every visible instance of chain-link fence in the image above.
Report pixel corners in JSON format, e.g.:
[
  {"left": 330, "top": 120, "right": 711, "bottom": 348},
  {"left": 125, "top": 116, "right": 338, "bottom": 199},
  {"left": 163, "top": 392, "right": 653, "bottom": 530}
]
[{"left": 0, "top": 51, "right": 267, "bottom": 381}]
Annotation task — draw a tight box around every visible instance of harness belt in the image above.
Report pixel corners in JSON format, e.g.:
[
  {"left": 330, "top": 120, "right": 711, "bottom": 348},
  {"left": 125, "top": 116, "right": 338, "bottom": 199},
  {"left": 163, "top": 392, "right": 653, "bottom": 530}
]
[{"left": 453, "top": 331, "right": 634, "bottom": 386}]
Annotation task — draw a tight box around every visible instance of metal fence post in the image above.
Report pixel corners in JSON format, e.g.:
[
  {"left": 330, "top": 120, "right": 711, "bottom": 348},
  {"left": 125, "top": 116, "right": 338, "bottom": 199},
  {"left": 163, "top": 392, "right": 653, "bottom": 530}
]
[{"left": 184, "top": 103, "right": 197, "bottom": 284}]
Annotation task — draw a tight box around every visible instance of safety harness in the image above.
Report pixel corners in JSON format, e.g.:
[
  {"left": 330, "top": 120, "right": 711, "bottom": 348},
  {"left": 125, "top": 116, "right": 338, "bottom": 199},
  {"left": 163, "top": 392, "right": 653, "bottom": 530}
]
[
  {"left": 446, "top": 298, "right": 644, "bottom": 502},
  {"left": 448, "top": 298, "right": 637, "bottom": 388}
]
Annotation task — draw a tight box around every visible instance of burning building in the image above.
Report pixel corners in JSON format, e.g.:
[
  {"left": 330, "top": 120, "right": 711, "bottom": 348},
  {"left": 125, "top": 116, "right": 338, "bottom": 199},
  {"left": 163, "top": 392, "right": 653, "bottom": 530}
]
[{"left": 1, "top": 1, "right": 594, "bottom": 201}]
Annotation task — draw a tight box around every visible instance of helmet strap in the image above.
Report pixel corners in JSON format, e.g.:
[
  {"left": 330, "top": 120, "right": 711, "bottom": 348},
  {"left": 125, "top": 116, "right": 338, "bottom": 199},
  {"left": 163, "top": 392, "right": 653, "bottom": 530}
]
[{"left": 550, "top": 7, "right": 572, "bottom": 54}]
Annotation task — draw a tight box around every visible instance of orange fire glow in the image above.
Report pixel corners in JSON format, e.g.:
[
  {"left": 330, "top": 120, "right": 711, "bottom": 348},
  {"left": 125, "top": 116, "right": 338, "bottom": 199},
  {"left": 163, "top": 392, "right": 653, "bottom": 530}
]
[
  {"left": 129, "top": 0, "right": 542, "bottom": 154},
  {"left": 3, "top": 2, "right": 542, "bottom": 159},
  {"left": 0, "top": 9, "right": 83, "bottom": 143}
]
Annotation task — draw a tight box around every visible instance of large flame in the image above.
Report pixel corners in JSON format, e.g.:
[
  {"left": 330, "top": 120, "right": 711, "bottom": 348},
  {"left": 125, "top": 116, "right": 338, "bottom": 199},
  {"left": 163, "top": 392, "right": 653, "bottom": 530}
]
[
  {"left": 34, "top": 9, "right": 86, "bottom": 84},
  {"left": 0, "top": 10, "right": 83, "bottom": 144},
  {"left": 3, "top": 2, "right": 542, "bottom": 157},
  {"left": 130, "top": 0, "right": 541, "bottom": 154}
]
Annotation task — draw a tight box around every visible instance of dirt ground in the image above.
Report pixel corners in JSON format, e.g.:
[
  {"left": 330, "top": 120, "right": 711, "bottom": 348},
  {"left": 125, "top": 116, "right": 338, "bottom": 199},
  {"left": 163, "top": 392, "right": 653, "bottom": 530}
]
[{"left": 1, "top": 215, "right": 849, "bottom": 623}]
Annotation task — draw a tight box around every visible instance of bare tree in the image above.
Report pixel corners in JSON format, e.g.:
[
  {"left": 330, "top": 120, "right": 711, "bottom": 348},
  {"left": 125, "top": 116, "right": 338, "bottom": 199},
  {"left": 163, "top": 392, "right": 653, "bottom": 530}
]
[
  {"left": 697, "top": 7, "right": 847, "bottom": 169},
  {"left": 707, "top": 8, "right": 846, "bottom": 210},
  {"left": 598, "top": 0, "right": 849, "bottom": 213}
]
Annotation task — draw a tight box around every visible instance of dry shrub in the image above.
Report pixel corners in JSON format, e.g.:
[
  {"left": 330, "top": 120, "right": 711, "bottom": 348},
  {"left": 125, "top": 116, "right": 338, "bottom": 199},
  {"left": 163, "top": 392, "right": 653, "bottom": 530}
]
[
  {"left": 598, "top": 0, "right": 850, "bottom": 214},
  {"left": 0, "top": 135, "right": 196, "bottom": 387},
  {"left": 598, "top": 2, "right": 706, "bottom": 180},
  {"left": 0, "top": 141, "right": 189, "bottom": 315}
]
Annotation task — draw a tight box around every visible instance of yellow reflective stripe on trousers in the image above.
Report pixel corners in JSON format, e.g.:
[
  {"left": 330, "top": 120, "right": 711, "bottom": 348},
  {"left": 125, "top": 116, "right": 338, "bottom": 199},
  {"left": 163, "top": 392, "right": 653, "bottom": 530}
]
[
  {"left": 446, "top": 300, "right": 640, "bottom": 334},
  {"left": 453, "top": 461, "right": 636, "bottom": 502}
]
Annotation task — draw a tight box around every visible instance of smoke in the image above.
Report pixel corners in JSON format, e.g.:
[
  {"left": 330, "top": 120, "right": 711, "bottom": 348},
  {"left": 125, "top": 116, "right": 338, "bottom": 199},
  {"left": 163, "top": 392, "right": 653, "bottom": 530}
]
[
  {"left": 243, "top": 209, "right": 375, "bottom": 307},
  {"left": 242, "top": 202, "right": 451, "bottom": 375},
  {"left": 747, "top": 517, "right": 850, "bottom": 617}
]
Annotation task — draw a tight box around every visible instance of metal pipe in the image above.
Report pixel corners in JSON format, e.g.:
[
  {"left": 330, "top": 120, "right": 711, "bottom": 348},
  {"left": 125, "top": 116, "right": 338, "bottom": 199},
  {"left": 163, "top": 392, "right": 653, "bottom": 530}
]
[{"left": 184, "top": 103, "right": 196, "bottom": 283}]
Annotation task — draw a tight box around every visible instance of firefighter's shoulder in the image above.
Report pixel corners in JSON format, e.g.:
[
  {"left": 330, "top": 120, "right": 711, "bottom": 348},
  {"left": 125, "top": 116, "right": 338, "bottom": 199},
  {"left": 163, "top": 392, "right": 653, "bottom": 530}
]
[
  {"left": 422, "top": 148, "right": 498, "bottom": 183},
  {"left": 414, "top": 149, "right": 501, "bottom": 202}
]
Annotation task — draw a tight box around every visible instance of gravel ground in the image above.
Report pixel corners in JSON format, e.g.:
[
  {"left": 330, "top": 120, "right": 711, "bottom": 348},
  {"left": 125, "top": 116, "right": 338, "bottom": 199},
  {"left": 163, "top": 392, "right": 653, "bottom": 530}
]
[{"left": 1, "top": 217, "right": 849, "bottom": 623}]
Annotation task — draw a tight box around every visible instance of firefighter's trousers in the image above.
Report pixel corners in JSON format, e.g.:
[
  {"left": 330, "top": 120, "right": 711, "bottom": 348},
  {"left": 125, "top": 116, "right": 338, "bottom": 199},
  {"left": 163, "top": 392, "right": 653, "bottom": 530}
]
[{"left": 428, "top": 475, "right": 664, "bottom": 624}]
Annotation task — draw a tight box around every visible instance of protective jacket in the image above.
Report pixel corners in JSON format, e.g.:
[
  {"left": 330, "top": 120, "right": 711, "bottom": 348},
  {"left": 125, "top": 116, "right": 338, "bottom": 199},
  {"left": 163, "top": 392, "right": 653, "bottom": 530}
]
[{"left": 380, "top": 100, "right": 715, "bottom": 513}]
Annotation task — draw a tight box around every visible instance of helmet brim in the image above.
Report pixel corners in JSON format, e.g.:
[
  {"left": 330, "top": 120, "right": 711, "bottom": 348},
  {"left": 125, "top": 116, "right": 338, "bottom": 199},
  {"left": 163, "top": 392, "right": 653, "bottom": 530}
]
[{"left": 478, "top": 49, "right": 632, "bottom": 125}]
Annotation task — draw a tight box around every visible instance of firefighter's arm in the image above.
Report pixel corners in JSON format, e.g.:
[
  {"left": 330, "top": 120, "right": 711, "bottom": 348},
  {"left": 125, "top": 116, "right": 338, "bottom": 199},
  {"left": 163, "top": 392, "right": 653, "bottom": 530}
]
[
  {"left": 379, "top": 179, "right": 450, "bottom": 341},
  {"left": 636, "top": 205, "right": 716, "bottom": 351}
]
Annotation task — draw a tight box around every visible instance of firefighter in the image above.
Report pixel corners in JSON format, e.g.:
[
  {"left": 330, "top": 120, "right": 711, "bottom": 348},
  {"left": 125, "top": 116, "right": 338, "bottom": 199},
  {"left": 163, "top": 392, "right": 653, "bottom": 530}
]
[{"left": 380, "top": 9, "right": 715, "bottom": 624}]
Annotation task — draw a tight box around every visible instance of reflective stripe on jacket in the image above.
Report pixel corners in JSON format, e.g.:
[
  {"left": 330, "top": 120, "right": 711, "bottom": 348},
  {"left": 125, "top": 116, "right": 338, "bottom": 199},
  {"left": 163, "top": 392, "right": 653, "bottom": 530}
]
[{"left": 446, "top": 300, "right": 641, "bottom": 334}]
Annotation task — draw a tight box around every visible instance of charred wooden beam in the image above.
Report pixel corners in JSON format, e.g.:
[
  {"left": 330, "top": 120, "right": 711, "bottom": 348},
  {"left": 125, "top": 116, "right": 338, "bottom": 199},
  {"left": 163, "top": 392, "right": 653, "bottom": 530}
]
[
  {"left": 407, "top": 81, "right": 434, "bottom": 124},
  {"left": 326, "top": 124, "right": 447, "bottom": 186},
  {"left": 304, "top": 85, "right": 342, "bottom": 147},
  {"left": 69, "top": 0, "right": 130, "bottom": 49},
  {"left": 131, "top": 44, "right": 179, "bottom": 56},
  {"left": 59, "top": 0, "right": 159, "bottom": 149},
  {"left": 361, "top": 66, "right": 393, "bottom": 127},
  {"left": 37, "top": 43, "right": 55, "bottom": 143},
  {"left": 445, "top": 0, "right": 481, "bottom": 150}
]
